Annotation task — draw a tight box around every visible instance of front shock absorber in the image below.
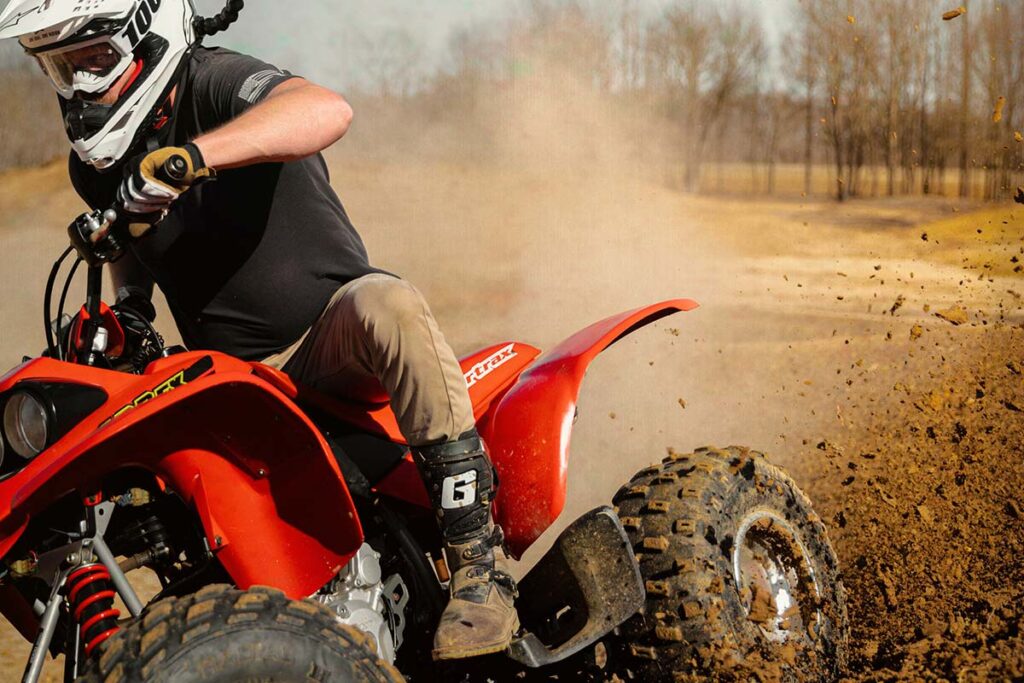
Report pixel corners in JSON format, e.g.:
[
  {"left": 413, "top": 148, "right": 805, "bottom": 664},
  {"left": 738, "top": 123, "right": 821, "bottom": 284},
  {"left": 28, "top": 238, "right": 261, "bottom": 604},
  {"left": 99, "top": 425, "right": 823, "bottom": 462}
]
[{"left": 66, "top": 564, "right": 120, "bottom": 657}]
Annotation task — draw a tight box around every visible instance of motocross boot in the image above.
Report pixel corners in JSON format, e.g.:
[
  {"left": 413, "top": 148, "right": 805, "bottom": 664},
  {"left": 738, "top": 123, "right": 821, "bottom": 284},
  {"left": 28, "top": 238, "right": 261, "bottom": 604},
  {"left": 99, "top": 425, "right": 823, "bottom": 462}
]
[{"left": 413, "top": 430, "right": 520, "bottom": 660}]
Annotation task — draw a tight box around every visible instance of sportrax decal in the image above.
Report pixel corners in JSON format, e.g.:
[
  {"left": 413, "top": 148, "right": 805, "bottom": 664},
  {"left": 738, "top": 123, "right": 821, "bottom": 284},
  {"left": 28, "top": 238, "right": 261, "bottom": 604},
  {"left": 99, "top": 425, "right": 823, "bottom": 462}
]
[
  {"left": 101, "top": 355, "right": 213, "bottom": 426},
  {"left": 464, "top": 343, "right": 517, "bottom": 389}
]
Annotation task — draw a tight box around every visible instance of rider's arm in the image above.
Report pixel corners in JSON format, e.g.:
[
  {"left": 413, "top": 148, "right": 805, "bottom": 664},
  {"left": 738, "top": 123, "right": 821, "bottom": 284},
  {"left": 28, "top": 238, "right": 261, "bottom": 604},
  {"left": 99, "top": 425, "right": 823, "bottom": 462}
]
[
  {"left": 109, "top": 250, "right": 154, "bottom": 301},
  {"left": 191, "top": 78, "right": 353, "bottom": 171}
]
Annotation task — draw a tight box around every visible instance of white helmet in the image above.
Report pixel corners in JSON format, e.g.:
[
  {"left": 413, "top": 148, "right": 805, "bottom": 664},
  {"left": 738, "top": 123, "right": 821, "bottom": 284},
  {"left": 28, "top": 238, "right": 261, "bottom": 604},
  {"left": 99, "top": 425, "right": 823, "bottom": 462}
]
[{"left": 0, "top": 0, "right": 198, "bottom": 169}]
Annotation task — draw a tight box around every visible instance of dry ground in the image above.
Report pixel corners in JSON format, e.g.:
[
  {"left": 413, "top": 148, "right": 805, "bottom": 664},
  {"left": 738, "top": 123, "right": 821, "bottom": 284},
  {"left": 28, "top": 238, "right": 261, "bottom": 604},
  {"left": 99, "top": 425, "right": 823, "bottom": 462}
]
[{"left": 0, "top": 157, "right": 1021, "bottom": 681}]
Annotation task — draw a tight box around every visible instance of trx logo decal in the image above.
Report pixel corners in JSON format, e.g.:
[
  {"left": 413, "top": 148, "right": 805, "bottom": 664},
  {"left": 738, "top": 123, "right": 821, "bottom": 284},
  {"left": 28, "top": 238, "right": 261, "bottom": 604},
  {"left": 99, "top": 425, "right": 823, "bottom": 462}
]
[
  {"left": 101, "top": 355, "right": 213, "bottom": 426},
  {"left": 464, "top": 343, "right": 517, "bottom": 389},
  {"left": 110, "top": 371, "right": 185, "bottom": 420},
  {"left": 441, "top": 471, "right": 478, "bottom": 509},
  {"left": 121, "top": 0, "right": 162, "bottom": 48}
]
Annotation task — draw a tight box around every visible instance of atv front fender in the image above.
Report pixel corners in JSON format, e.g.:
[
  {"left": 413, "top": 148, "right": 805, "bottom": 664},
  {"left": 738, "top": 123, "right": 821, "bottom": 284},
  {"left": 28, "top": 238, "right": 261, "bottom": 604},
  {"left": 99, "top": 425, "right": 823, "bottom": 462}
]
[
  {"left": 486, "top": 299, "right": 698, "bottom": 557},
  {"left": 0, "top": 359, "right": 361, "bottom": 599}
]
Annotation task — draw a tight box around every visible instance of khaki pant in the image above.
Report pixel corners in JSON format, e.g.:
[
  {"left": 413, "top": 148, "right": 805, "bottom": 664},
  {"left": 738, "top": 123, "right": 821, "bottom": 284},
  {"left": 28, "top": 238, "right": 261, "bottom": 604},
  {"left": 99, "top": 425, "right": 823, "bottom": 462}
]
[{"left": 260, "top": 273, "right": 475, "bottom": 446}]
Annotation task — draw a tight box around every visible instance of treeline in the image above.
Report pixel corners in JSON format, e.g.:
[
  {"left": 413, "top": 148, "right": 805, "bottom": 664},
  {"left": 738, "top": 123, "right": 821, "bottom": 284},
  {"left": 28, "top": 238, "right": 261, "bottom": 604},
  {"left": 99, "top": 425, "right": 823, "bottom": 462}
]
[
  {"left": 2, "top": 1, "right": 1022, "bottom": 202},
  {"left": 793, "top": 0, "right": 1023, "bottom": 201},
  {"left": 358, "top": 0, "right": 1023, "bottom": 202}
]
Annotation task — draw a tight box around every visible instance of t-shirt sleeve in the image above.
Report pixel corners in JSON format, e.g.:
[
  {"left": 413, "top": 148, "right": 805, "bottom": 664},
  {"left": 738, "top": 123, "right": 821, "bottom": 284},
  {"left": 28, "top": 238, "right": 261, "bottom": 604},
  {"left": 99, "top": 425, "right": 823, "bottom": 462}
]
[{"left": 190, "top": 50, "right": 299, "bottom": 124}]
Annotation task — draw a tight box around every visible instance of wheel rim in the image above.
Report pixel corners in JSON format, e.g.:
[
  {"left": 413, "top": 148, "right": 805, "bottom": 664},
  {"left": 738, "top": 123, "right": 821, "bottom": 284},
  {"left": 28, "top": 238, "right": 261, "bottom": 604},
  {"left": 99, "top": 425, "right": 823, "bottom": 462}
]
[{"left": 731, "top": 510, "right": 822, "bottom": 643}]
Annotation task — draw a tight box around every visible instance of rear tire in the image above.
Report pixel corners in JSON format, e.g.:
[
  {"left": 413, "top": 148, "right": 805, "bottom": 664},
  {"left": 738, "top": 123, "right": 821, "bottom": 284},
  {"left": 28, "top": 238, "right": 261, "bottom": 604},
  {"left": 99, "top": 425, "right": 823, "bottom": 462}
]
[
  {"left": 607, "top": 446, "right": 848, "bottom": 682},
  {"left": 82, "top": 584, "right": 404, "bottom": 683}
]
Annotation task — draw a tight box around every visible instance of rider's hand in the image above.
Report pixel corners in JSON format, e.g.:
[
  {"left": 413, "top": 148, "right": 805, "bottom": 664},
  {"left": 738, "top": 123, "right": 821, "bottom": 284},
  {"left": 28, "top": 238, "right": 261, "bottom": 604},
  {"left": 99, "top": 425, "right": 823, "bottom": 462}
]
[{"left": 116, "top": 143, "right": 214, "bottom": 223}]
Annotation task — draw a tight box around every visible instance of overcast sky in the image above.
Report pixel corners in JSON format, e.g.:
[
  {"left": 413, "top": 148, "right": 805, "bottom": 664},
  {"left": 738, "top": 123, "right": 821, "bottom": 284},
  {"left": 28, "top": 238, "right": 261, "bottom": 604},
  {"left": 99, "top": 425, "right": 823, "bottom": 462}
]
[
  {"left": 2, "top": 1, "right": 793, "bottom": 87},
  {"left": 196, "top": 1, "right": 517, "bottom": 87},
  {"left": 202, "top": 1, "right": 791, "bottom": 88}
]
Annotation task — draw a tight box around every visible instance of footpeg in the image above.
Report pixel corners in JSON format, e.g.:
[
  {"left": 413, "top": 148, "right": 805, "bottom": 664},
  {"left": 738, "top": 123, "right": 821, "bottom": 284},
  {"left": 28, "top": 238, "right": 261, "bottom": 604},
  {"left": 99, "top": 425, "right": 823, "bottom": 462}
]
[{"left": 507, "top": 506, "right": 644, "bottom": 667}]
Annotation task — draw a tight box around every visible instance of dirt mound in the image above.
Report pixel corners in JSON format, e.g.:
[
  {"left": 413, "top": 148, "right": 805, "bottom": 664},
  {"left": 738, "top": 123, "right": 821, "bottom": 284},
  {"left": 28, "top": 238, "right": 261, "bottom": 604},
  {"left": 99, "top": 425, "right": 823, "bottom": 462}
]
[{"left": 790, "top": 325, "right": 1024, "bottom": 681}]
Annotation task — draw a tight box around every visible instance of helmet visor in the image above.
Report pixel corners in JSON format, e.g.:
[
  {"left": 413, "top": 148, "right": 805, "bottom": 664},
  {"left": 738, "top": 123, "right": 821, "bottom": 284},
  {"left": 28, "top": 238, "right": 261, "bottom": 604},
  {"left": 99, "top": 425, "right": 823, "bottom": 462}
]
[{"left": 33, "top": 37, "right": 133, "bottom": 98}]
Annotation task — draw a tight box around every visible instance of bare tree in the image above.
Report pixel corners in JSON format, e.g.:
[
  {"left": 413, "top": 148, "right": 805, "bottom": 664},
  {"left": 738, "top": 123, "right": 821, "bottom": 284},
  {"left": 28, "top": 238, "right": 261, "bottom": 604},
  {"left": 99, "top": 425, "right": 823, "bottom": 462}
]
[
  {"left": 647, "top": 3, "right": 764, "bottom": 192},
  {"left": 957, "top": 0, "right": 974, "bottom": 197},
  {"left": 975, "top": 0, "right": 1023, "bottom": 200},
  {"left": 784, "top": 11, "right": 818, "bottom": 196}
]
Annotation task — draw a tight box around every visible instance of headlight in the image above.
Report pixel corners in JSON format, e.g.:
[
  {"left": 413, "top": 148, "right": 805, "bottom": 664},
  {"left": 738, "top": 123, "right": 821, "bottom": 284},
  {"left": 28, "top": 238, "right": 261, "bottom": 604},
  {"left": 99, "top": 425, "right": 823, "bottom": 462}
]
[{"left": 3, "top": 391, "right": 51, "bottom": 459}]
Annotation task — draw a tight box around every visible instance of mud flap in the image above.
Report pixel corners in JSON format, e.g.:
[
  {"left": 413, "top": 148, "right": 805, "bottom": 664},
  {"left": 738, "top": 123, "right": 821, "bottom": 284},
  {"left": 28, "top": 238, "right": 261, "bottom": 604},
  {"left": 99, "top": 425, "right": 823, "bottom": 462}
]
[{"left": 507, "top": 506, "right": 644, "bottom": 667}]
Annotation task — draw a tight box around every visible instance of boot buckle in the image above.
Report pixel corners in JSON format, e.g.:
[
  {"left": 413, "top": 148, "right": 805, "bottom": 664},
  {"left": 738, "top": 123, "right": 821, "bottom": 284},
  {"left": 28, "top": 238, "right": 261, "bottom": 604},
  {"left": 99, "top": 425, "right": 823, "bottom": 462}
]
[{"left": 460, "top": 525, "right": 505, "bottom": 562}]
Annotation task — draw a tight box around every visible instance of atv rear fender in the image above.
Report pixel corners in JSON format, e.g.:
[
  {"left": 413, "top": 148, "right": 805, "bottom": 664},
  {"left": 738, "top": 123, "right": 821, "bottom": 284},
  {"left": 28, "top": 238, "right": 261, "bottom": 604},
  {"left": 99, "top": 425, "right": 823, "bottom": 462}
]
[
  {"left": 0, "top": 355, "right": 361, "bottom": 600},
  {"left": 486, "top": 299, "right": 698, "bottom": 557}
]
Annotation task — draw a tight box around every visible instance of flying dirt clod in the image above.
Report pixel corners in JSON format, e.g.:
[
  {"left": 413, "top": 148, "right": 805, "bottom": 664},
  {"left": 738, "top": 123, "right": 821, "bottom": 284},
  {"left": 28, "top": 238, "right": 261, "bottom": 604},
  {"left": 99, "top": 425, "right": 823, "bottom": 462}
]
[{"left": 992, "top": 96, "right": 1005, "bottom": 124}]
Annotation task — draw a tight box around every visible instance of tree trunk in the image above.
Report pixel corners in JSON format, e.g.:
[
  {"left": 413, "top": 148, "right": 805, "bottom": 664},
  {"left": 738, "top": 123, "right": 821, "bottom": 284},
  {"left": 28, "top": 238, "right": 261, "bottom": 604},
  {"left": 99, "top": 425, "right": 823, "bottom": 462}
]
[
  {"left": 831, "top": 102, "right": 845, "bottom": 201},
  {"left": 804, "top": 69, "right": 814, "bottom": 196},
  {"left": 958, "top": 2, "right": 971, "bottom": 198},
  {"left": 919, "top": 41, "right": 931, "bottom": 196},
  {"left": 767, "top": 108, "right": 779, "bottom": 196},
  {"left": 886, "top": 87, "right": 897, "bottom": 196}
]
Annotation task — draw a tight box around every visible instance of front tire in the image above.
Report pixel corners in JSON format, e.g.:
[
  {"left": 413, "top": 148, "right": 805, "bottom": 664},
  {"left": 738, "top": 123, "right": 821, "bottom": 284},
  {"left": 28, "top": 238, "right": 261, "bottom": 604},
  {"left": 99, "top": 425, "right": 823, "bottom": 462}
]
[
  {"left": 608, "top": 446, "right": 848, "bottom": 682},
  {"left": 82, "top": 584, "right": 404, "bottom": 683}
]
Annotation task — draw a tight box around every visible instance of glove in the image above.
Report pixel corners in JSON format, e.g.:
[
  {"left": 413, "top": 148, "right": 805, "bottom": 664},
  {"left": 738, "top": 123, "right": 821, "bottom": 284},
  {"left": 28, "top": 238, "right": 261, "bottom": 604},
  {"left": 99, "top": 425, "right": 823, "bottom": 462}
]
[{"left": 117, "top": 143, "right": 214, "bottom": 227}]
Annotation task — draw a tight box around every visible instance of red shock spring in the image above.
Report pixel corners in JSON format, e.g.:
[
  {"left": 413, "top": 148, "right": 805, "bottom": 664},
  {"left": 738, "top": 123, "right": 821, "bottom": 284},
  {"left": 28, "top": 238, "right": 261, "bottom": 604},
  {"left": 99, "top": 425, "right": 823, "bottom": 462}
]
[{"left": 66, "top": 564, "right": 121, "bottom": 657}]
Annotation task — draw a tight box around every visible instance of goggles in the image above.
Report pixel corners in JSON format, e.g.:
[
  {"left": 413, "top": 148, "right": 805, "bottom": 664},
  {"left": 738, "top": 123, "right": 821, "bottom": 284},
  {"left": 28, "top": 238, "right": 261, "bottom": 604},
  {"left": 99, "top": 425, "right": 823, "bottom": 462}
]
[{"left": 30, "top": 36, "right": 134, "bottom": 99}]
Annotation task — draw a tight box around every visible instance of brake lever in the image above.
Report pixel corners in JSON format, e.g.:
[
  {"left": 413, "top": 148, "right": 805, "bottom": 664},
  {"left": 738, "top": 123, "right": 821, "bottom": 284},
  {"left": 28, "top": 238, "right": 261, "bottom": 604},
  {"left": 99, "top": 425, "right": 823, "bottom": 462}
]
[{"left": 89, "top": 209, "right": 119, "bottom": 246}]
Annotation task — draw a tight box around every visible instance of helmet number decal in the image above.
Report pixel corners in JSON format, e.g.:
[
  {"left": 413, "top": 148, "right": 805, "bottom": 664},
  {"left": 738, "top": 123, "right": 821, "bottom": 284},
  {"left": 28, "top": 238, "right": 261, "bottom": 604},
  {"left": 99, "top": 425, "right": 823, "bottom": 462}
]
[
  {"left": 441, "top": 471, "right": 478, "bottom": 510},
  {"left": 121, "top": 0, "right": 162, "bottom": 49}
]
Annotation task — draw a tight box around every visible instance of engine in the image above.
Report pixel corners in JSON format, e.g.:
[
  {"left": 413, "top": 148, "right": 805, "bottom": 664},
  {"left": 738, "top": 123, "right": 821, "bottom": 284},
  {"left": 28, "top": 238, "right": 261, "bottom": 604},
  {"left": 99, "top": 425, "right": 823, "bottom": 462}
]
[{"left": 314, "top": 543, "right": 409, "bottom": 664}]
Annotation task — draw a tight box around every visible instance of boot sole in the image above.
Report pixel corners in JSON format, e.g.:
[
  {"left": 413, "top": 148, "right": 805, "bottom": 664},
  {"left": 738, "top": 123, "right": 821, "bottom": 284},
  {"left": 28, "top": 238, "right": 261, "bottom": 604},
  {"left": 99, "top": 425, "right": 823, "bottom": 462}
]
[{"left": 431, "top": 614, "right": 521, "bottom": 661}]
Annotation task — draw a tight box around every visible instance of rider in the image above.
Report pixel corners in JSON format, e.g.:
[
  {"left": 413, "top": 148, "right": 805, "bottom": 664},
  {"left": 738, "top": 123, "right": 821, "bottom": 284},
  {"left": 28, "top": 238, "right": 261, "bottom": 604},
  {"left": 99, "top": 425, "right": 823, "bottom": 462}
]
[{"left": 0, "top": 0, "right": 517, "bottom": 660}]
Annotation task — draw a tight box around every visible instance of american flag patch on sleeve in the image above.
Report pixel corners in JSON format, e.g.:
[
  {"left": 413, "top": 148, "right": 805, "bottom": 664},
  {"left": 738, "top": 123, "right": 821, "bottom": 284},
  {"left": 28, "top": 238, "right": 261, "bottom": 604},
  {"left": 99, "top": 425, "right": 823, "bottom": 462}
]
[{"left": 238, "top": 69, "right": 284, "bottom": 103}]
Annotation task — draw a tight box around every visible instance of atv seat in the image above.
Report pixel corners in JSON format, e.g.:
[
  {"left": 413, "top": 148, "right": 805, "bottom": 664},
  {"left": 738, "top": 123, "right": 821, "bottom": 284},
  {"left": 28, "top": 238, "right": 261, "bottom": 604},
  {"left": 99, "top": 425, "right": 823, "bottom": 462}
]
[
  {"left": 249, "top": 342, "right": 540, "bottom": 505},
  {"left": 249, "top": 341, "right": 541, "bottom": 445}
]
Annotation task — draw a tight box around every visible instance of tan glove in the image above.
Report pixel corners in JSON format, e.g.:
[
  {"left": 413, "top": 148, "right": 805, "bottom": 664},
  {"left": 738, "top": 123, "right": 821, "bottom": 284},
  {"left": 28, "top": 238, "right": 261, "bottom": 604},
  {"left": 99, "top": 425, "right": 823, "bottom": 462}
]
[{"left": 117, "top": 143, "right": 214, "bottom": 230}]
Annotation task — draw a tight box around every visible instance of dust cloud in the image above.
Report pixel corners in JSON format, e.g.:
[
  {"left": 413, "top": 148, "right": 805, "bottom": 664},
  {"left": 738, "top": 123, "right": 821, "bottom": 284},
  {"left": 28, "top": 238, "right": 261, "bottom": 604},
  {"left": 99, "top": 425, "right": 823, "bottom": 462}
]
[{"left": 2, "top": 4, "right": 1024, "bottom": 681}]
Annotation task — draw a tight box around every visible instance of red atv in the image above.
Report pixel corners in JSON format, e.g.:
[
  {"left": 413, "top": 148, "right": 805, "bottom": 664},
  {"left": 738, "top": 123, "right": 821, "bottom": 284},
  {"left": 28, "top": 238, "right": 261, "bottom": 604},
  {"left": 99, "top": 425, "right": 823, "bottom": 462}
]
[{"left": 0, "top": 197, "right": 847, "bottom": 682}]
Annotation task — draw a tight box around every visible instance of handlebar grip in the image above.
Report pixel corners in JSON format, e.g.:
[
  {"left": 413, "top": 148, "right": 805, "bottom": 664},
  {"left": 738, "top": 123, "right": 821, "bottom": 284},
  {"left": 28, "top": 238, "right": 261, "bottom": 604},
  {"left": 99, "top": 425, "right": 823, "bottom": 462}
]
[{"left": 159, "top": 154, "right": 189, "bottom": 184}]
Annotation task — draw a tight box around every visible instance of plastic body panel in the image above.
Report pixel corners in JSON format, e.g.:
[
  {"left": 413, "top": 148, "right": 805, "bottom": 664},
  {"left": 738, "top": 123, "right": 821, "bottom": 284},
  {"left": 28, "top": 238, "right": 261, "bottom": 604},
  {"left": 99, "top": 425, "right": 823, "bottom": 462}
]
[
  {"left": 251, "top": 341, "right": 542, "bottom": 446},
  {"left": 0, "top": 300, "right": 695, "bottom": 642},
  {"left": 0, "top": 352, "right": 361, "bottom": 639},
  {"left": 255, "top": 342, "right": 543, "bottom": 509},
  {"left": 486, "top": 300, "right": 699, "bottom": 557},
  {"left": 252, "top": 303, "right": 699, "bottom": 557}
]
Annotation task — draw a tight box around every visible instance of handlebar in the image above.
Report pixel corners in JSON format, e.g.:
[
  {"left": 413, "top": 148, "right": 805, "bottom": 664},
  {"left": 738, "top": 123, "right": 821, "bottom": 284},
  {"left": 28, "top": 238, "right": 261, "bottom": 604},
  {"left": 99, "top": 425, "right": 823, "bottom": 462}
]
[
  {"left": 66, "top": 150, "right": 188, "bottom": 267},
  {"left": 159, "top": 153, "right": 189, "bottom": 183},
  {"left": 51, "top": 166, "right": 181, "bottom": 365}
]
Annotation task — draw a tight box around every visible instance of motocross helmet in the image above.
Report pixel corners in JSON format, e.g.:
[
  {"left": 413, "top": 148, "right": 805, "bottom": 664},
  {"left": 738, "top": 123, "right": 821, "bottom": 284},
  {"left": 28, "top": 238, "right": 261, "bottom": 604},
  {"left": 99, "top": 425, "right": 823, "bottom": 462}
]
[{"left": 0, "top": 0, "right": 197, "bottom": 170}]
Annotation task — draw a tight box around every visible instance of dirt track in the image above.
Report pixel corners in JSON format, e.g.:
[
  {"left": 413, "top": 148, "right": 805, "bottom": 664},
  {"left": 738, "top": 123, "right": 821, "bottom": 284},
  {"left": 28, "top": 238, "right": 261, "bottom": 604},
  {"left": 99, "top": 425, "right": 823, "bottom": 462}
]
[{"left": 0, "top": 158, "right": 1021, "bottom": 680}]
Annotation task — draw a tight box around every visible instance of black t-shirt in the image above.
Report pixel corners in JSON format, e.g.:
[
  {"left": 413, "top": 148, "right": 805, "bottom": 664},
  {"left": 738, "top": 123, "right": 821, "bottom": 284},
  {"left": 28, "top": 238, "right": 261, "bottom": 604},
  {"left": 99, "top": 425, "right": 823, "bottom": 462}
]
[{"left": 69, "top": 47, "right": 382, "bottom": 360}]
